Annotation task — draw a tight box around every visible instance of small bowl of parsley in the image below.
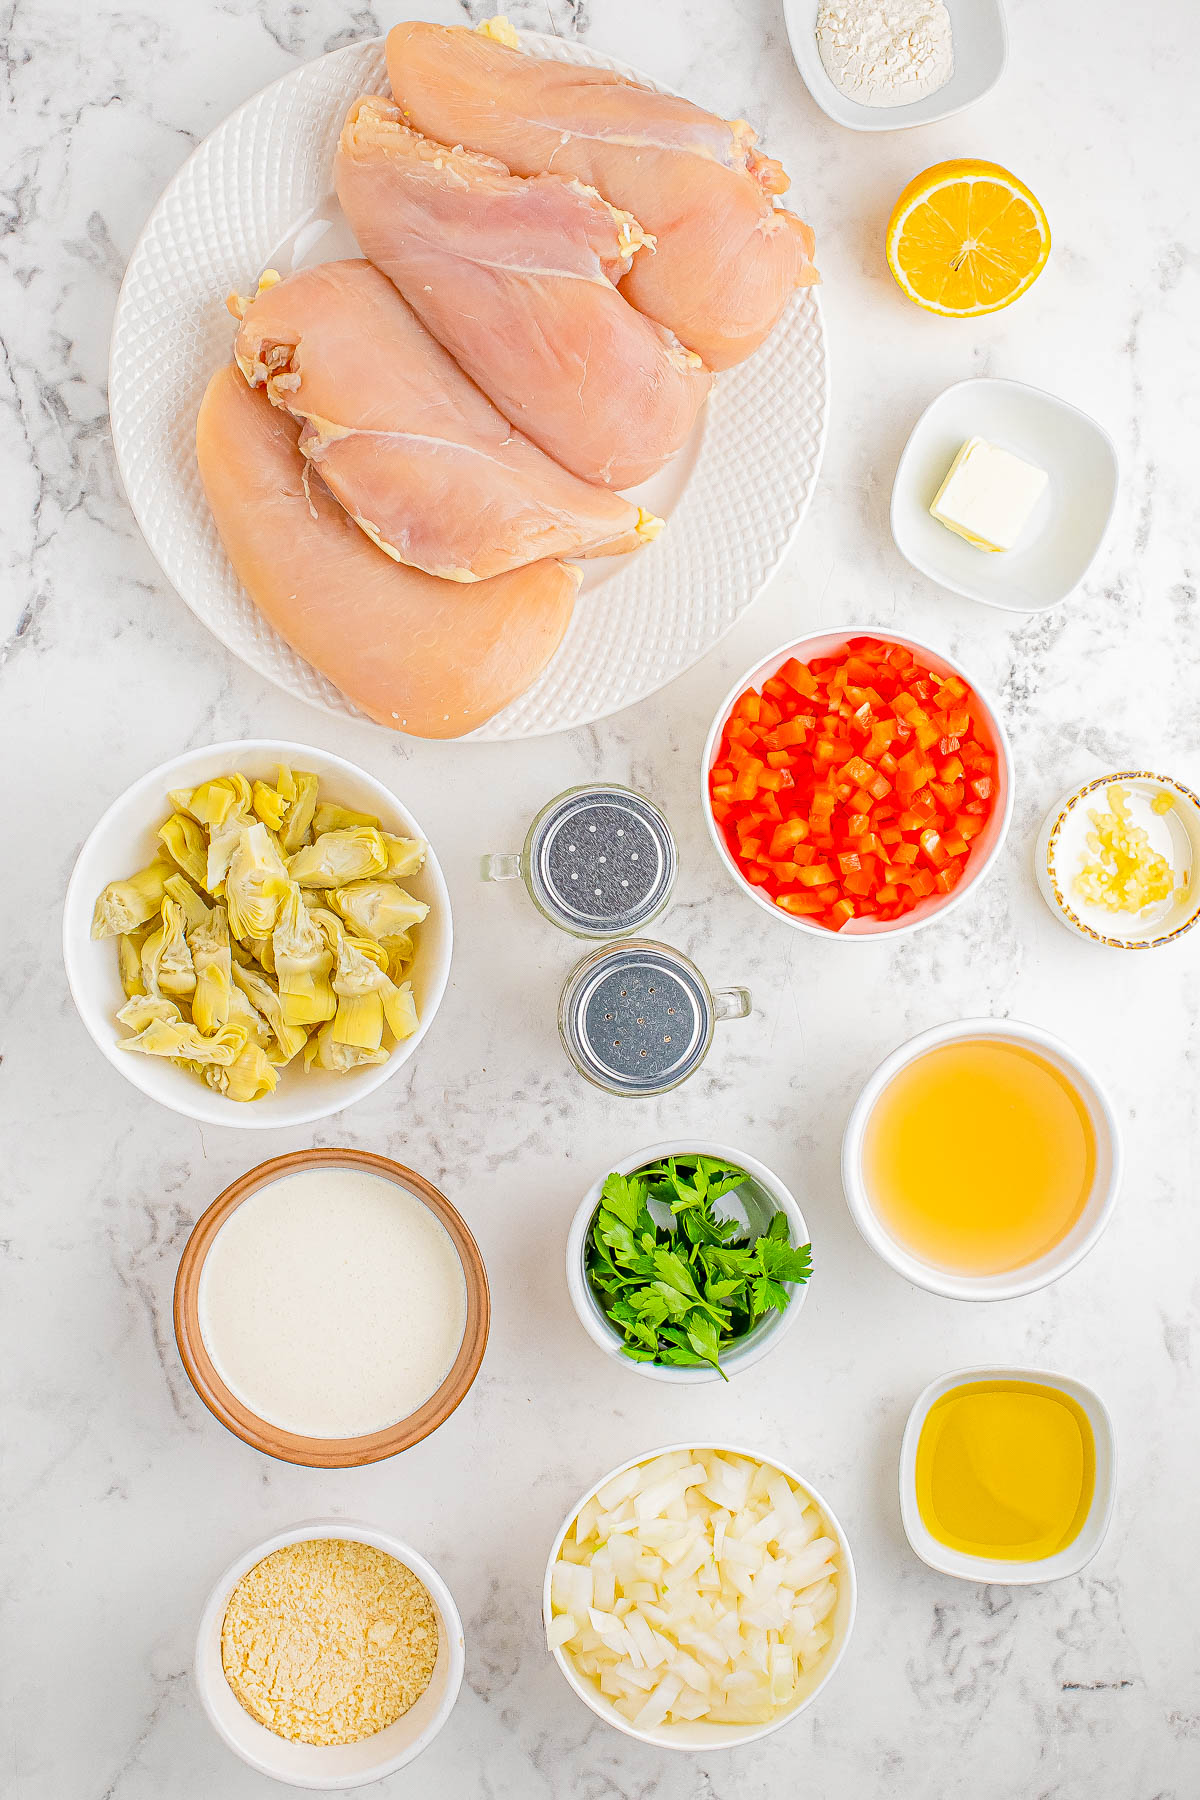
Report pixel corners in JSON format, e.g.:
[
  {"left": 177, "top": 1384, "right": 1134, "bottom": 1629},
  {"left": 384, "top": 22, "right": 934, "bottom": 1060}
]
[{"left": 567, "top": 1141, "right": 812, "bottom": 1383}]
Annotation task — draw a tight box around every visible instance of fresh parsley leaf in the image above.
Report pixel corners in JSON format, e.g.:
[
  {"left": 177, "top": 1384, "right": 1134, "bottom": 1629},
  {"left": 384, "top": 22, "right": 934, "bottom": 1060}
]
[
  {"left": 750, "top": 1274, "right": 789, "bottom": 1319},
  {"left": 757, "top": 1237, "right": 814, "bottom": 1285},
  {"left": 601, "top": 1171, "right": 644, "bottom": 1230}
]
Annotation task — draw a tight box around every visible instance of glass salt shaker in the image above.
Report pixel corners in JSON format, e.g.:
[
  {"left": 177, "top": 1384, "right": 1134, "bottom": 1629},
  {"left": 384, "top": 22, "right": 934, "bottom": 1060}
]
[
  {"left": 481, "top": 785, "right": 677, "bottom": 939},
  {"left": 558, "top": 939, "right": 752, "bottom": 1096}
]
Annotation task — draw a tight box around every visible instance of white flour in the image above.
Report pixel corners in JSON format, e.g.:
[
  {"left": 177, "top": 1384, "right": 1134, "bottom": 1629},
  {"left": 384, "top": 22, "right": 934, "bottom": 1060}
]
[{"left": 816, "top": 0, "right": 954, "bottom": 108}]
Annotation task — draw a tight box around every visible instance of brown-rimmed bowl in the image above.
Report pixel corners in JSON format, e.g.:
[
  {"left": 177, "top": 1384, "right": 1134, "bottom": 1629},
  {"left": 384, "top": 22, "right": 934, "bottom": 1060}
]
[{"left": 174, "top": 1149, "right": 489, "bottom": 1467}]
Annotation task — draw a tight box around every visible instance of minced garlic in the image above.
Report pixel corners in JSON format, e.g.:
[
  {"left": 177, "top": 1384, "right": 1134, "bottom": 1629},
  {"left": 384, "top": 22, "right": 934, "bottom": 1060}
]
[
  {"left": 221, "top": 1539, "right": 438, "bottom": 1745},
  {"left": 1073, "top": 784, "right": 1177, "bottom": 914}
]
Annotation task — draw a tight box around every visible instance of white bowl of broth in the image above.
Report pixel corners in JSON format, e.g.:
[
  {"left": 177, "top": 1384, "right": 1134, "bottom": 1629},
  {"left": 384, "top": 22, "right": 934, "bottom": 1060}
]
[{"left": 841, "top": 1019, "right": 1121, "bottom": 1299}]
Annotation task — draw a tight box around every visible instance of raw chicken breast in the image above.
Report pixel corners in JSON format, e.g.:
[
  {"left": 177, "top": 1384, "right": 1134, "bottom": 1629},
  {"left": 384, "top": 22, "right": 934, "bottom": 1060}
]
[
  {"left": 232, "top": 259, "right": 658, "bottom": 581},
  {"left": 335, "top": 97, "right": 712, "bottom": 489},
  {"left": 195, "top": 364, "right": 579, "bottom": 738},
  {"left": 386, "top": 20, "right": 818, "bottom": 371}
]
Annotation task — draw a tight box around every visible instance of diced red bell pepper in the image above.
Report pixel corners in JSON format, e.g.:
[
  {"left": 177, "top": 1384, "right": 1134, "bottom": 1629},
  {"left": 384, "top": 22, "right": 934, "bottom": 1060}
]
[{"left": 711, "top": 638, "right": 999, "bottom": 931}]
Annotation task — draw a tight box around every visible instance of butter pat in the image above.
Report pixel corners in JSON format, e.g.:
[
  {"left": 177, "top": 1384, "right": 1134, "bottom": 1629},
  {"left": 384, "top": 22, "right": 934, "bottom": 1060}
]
[{"left": 930, "top": 436, "right": 1048, "bottom": 553}]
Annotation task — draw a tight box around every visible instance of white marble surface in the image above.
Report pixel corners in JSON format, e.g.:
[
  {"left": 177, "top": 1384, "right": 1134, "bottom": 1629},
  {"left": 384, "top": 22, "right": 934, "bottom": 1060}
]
[{"left": 3, "top": 0, "right": 1199, "bottom": 1794}]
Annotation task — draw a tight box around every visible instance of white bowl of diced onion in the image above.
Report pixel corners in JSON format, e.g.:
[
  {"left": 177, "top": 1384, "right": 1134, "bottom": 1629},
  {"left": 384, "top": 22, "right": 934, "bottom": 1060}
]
[
  {"left": 543, "top": 1445, "right": 856, "bottom": 1749},
  {"left": 62, "top": 740, "right": 452, "bottom": 1128}
]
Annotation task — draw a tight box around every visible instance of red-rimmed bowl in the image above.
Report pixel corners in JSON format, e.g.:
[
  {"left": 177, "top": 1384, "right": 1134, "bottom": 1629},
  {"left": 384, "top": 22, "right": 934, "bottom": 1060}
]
[{"left": 700, "top": 628, "right": 1014, "bottom": 939}]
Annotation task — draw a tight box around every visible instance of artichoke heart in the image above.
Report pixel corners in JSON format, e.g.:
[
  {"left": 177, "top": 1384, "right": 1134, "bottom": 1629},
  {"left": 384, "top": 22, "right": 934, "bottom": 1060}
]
[
  {"left": 91, "top": 860, "right": 174, "bottom": 939},
  {"left": 164, "top": 872, "right": 211, "bottom": 934},
  {"left": 232, "top": 960, "right": 309, "bottom": 1064},
  {"left": 386, "top": 977, "right": 419, "bottom": 1041},
  {"left": 225, "top": 823, "right": 291, "bottom": 941},
  {"left": 205, "top": 1040, "right": 278, "bottom": 1102},
  {"left": 97, "top": 767, "right": 435, "bottom": 1103},
  {"left": 330, "top": 924, "right": 420, "bottom": 1048},
  {"left": 330, "top": 932, "right": 387, "bottom": 1053},
  {"left": 117, "top": 928, "right": 151, "bottom": 998},
  {"left": 379, "top": 931, "right": 415, "bottom": 982},
  {"left": 251, "top": 779, "right": 288, "bottom": 831},
  {"left": 158, "top": 813, "right": 209, "bottom": 887},
  {"left": 381, "top": 833, "right": 427, "bottom": 879},
  {"left": 189, "top": 904, "right": 234, "bottom": 1034},
  {"left": 276, "top": 768, "right": 320, "bottom": 855},
  {"left": 327, "top": 880, "right": 430, "bottom": 940},
  {"left": 142, "top": 897, "right": 197, "bottom": 1000},
  {"left": 273, "top": 885, "right": 336, "bottom": 1025},
  {"left": 172, "top": 774, "right": 253, "bottom": 831},
  {"left": 289, "top": 826, "right": 389, "bottom": 888},
  {"left": 313, "top": 803, "right": 382, "bottom": 836},
  {"left": 205, "top": 800, "right": 255, "bottom": 896},
  {"left": 304, "top": 1020, "right": 390, "bottom": 1073},
  {"left": 228, "top": 978, "right": 273, "bottom": 1050},
  {"left": 116, "top": 997, "right": 247, "bottom": 1066}
]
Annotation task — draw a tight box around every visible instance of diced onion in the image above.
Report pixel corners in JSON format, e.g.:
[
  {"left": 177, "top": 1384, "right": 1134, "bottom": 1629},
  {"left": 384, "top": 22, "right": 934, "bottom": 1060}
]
[{"left": 548, "top": 1450, "right": 841, "bottom": 1728}]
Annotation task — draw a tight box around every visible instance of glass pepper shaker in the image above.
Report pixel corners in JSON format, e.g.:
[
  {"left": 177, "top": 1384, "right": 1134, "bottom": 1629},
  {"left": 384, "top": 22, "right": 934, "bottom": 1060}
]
[
  {"left": 558, "top": 939, "right": 752, "bottom": 1096},
  {"left": 481, "top": 785, "right": 677, "bottom": 939}
]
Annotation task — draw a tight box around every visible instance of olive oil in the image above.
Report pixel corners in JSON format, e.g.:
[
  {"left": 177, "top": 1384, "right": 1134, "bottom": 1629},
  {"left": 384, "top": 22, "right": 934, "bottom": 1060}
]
[
  {"left": 916, "top": 1380, "right": 1095, "bottom": 1561},
  {"left": 862, "top": 1038, "right": 1095, "bottom": 1275}
]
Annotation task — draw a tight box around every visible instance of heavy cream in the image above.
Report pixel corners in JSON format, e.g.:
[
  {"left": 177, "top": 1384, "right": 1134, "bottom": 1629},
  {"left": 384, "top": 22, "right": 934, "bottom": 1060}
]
[{"left": 198, "top": 1166, "right": 468, "bottom": 1438}]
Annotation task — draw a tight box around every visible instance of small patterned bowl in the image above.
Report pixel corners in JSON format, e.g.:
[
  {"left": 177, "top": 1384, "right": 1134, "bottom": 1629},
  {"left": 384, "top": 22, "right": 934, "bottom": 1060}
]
[{"left": 1034, "top": 771, "right": 1200, "bottom": 949}]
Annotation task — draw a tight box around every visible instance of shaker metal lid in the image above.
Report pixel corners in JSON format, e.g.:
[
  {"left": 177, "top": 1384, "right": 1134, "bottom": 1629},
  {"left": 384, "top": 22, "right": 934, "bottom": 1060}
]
[
  {"left": 529, "top": 788, "right": 676, "bottom": 938},
  {"left": 566, "top": 943, "right": 711, "bottom": 1095}
]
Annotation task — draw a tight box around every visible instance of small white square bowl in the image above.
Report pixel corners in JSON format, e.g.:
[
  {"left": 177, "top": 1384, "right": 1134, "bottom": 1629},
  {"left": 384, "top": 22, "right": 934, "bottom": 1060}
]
[
  {"left": 891, "top": 378, "right": 1119, "bottom": 612},
  {"left": 783, "top": 0, "right": 1007, "bottom": 131},
  {"left": 898, "top": 1367, "right": 1116, "bottom": 1583}
]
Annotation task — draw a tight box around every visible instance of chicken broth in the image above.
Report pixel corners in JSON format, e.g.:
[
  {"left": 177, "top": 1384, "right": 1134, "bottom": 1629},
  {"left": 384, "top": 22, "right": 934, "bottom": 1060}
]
[{"left": 861, "top": 1039, "right": 1096, "bottom": 1275}]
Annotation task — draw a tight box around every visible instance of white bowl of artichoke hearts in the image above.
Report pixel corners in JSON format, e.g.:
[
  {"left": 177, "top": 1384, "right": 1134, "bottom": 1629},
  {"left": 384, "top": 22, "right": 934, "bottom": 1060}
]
[{"left": 63, "top": 740, "right": 451, "bottom": 1127}]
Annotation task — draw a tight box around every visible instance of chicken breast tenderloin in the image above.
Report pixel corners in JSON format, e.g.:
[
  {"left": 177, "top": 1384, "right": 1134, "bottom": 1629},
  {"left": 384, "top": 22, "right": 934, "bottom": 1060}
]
[
  {"left": 335, "top": 98, "right": 712, "bottom": 489},
  {"left": 196, "top": 364, "right": 579, "bottom": 738},
  {"left": 386, "top": 19, "right": 818, "bottom": 371},
  {"left": 232, "top": 259, "right": 659, "bottom": 581}
]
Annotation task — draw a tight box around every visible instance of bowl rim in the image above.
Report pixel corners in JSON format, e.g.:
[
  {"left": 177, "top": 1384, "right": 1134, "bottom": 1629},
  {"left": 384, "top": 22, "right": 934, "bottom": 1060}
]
[
  {"left": 173, "top": 1149, "right": 490, "bottom": 1466},
  {"left": 1035, "top": 768, "right": 1200, "bottom": 950},
  {"left": 896, "top": 1364, "right": 1117, "bottom": 1583},
  {"left": 840, "top": 1016, "right": 1122, "bottom": 1299},
  {"left": 61, "top": 737, "right": 452, "bottom": 1129},
  {"left": 700, "top": 625, "right": 1014, "bottom": 939},
  {"left": 194, "top": 1516, "right": 466, "bottom": 1788},
  {"left": 542, "top": 1441, "right": 857, "bottom": 1749},
  {"left": 782, "top": 0, "right": 1009, "bottom": 132},
  {"left": 889, "top": 376, "right": 1121, "bottom": 613},
  {"left": 564, "top": 1139, "right": 811, "bottom": 1384}
]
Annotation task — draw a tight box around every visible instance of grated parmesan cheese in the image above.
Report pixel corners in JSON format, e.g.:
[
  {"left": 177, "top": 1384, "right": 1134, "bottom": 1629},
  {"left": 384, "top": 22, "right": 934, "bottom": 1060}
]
[{"left": 221, "top": 1539, "right": 438, "bottom": 1745}]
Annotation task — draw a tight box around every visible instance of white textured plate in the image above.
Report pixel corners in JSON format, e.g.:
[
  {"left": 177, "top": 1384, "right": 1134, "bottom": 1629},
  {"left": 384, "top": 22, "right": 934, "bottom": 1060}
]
[{"left": 109, "top": 33, "right": 828, "bottom": 741}]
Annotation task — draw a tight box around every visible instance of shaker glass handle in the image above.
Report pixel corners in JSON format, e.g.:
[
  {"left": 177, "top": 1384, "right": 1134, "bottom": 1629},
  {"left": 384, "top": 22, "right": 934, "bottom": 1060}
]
[
  {"left": 480, "top": 852, "right": 522, "bottom": 882},
  {"left": 713, "top": 985, "right": 752, "bottom": 1022}
]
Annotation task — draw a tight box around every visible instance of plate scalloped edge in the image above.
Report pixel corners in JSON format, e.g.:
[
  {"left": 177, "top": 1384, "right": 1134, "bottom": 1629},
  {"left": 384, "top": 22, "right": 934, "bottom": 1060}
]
[{"left": 109, "top": 31, "right": 828, "bottom": 742}]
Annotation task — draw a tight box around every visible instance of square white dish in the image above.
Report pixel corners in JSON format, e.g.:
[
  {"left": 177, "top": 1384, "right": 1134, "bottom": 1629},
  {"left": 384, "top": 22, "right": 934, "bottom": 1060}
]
[
  {"left": 890, "top": 378, "right": 1119, "bottom": 612},
  {"left": 782, "top": 0, "right": 1006, "bottom": 131},
  {"left": 898, "top": 1366, "right": 1116, "bottom": 1584}
]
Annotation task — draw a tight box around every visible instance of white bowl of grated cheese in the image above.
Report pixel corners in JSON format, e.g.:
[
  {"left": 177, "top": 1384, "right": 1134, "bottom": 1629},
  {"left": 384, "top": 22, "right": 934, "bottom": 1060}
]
[
  {"left": 195, "top": 1520, "right": 465, "bottom": 1788},
  {"left": 783, "top": 0, "right": 1007, "bottom": 131}
]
